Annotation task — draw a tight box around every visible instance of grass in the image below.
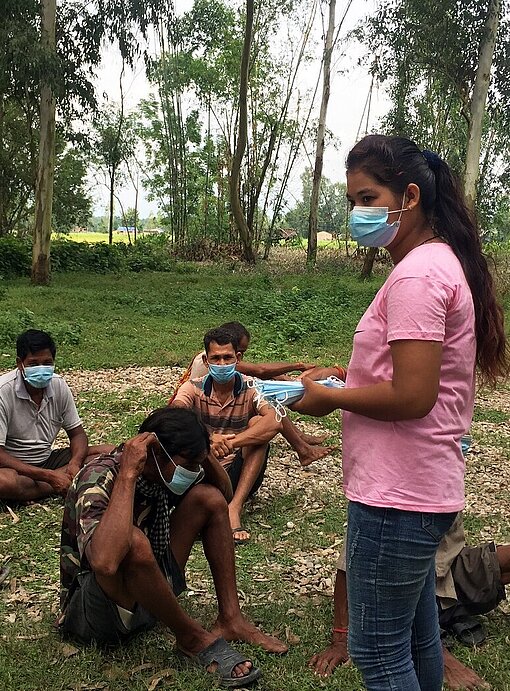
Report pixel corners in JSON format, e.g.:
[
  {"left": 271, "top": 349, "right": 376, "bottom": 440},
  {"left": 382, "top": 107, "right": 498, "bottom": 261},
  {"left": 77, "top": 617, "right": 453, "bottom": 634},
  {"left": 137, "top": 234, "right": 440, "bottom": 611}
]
[
  {"left": 0, "top": 264, "right": 382, "bottom": 370},
  {"left": 0, "top": 257, "right": 509, "bottom": 690}
]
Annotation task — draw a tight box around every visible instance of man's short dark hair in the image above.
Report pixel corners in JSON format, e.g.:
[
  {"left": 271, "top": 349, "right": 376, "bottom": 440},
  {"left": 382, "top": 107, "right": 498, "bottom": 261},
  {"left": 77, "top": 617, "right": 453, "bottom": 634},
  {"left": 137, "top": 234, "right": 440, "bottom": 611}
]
[
  {"left": 220, "top": 321, "right": 250, "bottom": 344},
  {"left": 139, "top": 407, "right": 210, "bottom": 461},
  {"left": 16, "top": 330, "right": 56, "bottom": 360},
  {"left": 203, "top": 327, "right": 239, "bottom": 354}
]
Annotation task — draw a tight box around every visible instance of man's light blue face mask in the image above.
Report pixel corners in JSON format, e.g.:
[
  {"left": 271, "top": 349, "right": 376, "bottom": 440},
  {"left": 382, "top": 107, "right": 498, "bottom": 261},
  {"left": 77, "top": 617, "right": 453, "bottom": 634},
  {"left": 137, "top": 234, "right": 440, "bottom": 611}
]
[
  {"left": 207, "top": 362, "right": 237, "bottom": 384},
  {"left": 151, "top": 441, "right": 204, "bottom": 496},
  {"left": 22, "top": 364, "right": 55, "bottom": 389}
]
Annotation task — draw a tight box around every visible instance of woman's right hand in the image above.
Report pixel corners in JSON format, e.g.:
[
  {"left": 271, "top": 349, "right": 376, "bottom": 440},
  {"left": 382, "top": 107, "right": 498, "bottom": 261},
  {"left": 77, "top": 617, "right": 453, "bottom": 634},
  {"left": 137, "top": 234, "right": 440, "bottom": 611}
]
[{"left": 290, "top": 377, "right": 341, "bottom": 417}]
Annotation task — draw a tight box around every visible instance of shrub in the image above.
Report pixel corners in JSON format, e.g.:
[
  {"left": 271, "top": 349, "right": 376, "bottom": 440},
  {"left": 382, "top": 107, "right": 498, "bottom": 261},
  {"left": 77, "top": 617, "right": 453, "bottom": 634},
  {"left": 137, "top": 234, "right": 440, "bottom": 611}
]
[
  {"left": 51, "top": 239, "right": 128, "bottom": 273},
  {"left": 0, "top": 237, "right": 31, "bottom": 278}
]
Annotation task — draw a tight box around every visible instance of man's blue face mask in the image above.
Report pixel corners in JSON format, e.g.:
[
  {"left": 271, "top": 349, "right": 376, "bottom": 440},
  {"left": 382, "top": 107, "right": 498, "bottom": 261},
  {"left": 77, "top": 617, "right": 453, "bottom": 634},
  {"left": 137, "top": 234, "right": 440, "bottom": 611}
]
[
  {"left": 349, "top": 194, "right": 408, "bottom": 247},
  {"left": 22, "top": 364, "right": 55, "bottom": 389},
  {"left": 207, "top": 362, "right": 237, "bottom": 384},
  {"left": 151, "top": 443, "right": 204, "bottom": 496}
]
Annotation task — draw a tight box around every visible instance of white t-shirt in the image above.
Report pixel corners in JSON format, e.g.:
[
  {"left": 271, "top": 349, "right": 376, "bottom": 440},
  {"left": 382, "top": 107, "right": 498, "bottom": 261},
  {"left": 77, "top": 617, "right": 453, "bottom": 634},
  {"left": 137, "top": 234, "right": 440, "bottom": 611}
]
[
  {"left": 189, "top": 351, "right": 208, "bottom": 379},
  {"left": 0, "top": 369, "right": 82, "bottom": 465}
]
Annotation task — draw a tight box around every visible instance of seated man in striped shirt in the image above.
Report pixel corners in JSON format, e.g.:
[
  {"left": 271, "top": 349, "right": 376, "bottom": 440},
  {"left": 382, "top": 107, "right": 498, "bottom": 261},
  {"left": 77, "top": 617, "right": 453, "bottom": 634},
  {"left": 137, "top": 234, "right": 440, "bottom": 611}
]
[{"left": 171, "top": 327, "right": 282, "bottom": 544}]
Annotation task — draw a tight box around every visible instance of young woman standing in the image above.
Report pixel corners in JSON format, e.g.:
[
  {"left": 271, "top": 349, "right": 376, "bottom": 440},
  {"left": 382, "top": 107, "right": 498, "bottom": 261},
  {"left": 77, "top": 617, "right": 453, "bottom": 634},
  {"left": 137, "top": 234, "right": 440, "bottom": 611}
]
[{"left": 294, "top": 135, "right": 508, "bottom": 690}]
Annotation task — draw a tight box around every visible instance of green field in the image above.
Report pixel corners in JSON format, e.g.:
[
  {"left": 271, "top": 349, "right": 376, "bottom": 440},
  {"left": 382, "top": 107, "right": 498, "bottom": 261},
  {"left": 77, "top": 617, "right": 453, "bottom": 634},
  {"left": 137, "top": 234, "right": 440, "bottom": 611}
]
[{"left": 54, "top": 232, "right": 135, "bottom": 244}]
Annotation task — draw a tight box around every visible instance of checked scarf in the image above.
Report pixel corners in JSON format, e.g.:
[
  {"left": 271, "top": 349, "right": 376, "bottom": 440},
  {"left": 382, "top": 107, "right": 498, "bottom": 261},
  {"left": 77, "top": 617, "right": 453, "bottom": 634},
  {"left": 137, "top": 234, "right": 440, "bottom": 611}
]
[{"left": 135, "top": 476, "right": 175, "bottom": 562}]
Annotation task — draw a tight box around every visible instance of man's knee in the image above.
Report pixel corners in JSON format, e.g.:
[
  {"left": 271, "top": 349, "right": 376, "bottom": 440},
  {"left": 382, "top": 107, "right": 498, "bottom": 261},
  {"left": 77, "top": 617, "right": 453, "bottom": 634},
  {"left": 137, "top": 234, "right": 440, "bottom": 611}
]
[
  {"left": 0, "top": 469, "right": 23, "bottom": 499},
  {"left": 181, "top": 483, "right": 228, "bottom": 514}
]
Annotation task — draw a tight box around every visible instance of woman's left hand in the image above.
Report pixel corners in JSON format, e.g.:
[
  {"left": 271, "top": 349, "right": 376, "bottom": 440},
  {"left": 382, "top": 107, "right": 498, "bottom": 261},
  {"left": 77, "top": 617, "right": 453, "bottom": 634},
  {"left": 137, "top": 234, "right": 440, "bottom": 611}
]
[{"left": 290, "top": 377, "right": 340, "bottom": 417}]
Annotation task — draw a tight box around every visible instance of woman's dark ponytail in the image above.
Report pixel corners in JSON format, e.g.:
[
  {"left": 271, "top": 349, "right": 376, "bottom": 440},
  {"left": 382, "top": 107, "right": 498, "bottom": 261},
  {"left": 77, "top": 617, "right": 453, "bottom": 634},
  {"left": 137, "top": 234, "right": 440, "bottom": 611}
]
[{"left": 432, "top": 160, "right": 508, "bottom": 385}]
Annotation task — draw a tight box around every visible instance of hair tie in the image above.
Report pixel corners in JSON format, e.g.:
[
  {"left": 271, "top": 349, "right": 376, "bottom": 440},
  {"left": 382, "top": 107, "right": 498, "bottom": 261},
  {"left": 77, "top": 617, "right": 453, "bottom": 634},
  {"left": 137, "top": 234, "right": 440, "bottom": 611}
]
[{"left": 422, "top": 149, "right": 442, "bottom": 172}]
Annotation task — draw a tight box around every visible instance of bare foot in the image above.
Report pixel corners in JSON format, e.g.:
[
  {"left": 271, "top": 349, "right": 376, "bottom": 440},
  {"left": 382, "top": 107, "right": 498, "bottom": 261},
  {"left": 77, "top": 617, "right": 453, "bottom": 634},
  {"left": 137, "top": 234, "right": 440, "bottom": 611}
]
[
  {"left": 211, "top": 616, "right": 289, "bottom": 654},
  {"left": 309, "top": 634, "right": 349, "bottom": 677},
  {"left": 232, "top": 527, "right": 250, "bottom": 544},
  {"left": 228, "top": 506, "right": 249, "bottom": 541},
  {"left": 443, "top": 648, "right": 490, "bottom": 690},
  {"left": 309, "top": 639, "right": 349, "bottom": 677},
  {"left": 300, "top": 432, "right": 328, "bottom": 446},
  {"left": 297, "top": 445, "right": 333, "bottom": 467}
]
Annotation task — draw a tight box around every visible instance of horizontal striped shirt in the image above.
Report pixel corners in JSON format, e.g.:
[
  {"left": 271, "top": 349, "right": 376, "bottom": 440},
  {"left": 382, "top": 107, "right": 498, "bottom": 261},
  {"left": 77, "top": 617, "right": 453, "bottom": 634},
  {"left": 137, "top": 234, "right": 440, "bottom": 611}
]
[{"left": 172, "top": 373, "right": 266, "bottom": 436}]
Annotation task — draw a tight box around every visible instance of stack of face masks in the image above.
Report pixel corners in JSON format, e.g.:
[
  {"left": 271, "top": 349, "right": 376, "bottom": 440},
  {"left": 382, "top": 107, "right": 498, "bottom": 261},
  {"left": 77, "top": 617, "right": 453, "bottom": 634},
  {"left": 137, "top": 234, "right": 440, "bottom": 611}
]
[
  {"left": 247, "top": 376, "right": 345, "bottom": 421},
  {"left": 461, "top": 435, "right": 472, "bottom": 456}
]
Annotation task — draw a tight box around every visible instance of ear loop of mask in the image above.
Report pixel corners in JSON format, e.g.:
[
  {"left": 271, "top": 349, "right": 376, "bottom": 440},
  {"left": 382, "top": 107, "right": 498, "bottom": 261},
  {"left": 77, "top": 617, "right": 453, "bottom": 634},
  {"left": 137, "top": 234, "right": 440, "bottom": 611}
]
[{"left": 247, "top": 378, "right": 287, "bottom": 423}]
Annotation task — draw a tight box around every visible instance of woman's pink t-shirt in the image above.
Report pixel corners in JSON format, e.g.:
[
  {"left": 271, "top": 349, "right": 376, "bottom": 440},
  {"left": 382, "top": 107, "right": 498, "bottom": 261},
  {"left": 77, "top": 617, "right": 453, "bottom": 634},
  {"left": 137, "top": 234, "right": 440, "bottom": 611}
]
[{"left": 342, "top": 243, "right": 476, "bottom": 512}]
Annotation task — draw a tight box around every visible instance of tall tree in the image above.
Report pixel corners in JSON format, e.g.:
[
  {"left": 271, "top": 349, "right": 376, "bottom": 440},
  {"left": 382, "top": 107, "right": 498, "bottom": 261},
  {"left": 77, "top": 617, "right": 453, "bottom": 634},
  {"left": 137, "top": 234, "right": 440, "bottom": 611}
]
[
  {"left": 32, "top": 0, "right": 56, "bottom": 285},
  {"left": 28, "top": 0, "right": 172, "bottom": 282},
  {"left": 229, "top": 0, "right": 256, "bottom": 263},
  {"left": 307, "top": 0, "right": 336, "bottom": 267},
  {"left": 464, "top": 0, "right": 501, "bottom": 211},
  {"left": 93, "top": 103, "right": 135, "bottom": 244},
  {"left": 360, "top": 0, "right": 510, "bottom": 213}
]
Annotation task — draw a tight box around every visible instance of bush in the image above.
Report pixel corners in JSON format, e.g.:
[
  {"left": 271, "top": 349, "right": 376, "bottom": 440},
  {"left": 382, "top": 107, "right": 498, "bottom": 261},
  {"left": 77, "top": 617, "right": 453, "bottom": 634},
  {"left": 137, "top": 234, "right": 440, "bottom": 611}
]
[
  {"left": 125, "top": 235, "right": 175, "bottom": 272},
  {"left": 0, "top": 237, "right": 31, "bottom": 278},
  {"left": 51, "top": 239, "right": 128, "bottom": 273},
  {"left": 0, "top": 235, "right": 180, "bottom": 277}
]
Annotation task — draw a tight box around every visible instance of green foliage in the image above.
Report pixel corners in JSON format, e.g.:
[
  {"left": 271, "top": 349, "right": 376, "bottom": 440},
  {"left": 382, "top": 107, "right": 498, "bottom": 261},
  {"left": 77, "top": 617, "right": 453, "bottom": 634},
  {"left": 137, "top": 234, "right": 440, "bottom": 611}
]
[
  {"left": 358, "top": 0, "right": 510, "bottom": 239},
  {"left": 285, "top": 168, "right": 348, "bottom": 238},
  {"left": 0, "top": 0, "right": 170, "bottom": 239},
  {"left": 0, "top": 304, "right": 82, "bottom": 351},
  {"left": 0, "top": 236, "right": 180, "bottom": 278},
  {"left": 52, "top": 146, "right": 92, "bottom": 232},
  {"left": 0, "top": 308, "right": 36, "bottom": 344},
  {"left": 0, "top": 236, "right": 31, "bottom": 277}
]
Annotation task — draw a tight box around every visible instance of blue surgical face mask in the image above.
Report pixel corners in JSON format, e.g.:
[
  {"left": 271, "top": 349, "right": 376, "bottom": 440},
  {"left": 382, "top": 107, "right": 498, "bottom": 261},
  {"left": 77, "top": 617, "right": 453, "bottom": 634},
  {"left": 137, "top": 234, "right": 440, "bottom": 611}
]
[
  {"left": 22, "top": 364, "right": 55, "bottom": 389},
  {"left": 207, "top": 362, "right": 236, "bottom": 384},
  {"left": 349, "top": 194, "right": 408, "bottom": 247},
  {"left": 151, "top": 446, "right": 204, "bottom": 496}
]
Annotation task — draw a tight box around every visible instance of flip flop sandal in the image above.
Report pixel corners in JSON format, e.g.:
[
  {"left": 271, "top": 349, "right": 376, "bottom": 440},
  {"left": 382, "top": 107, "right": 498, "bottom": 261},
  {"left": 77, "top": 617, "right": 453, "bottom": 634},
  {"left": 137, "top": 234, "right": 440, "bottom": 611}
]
[
  {"left": 450, "top": 615, "right": 487, "bottom": 647},
  {"left": 181, "top": 637, "right": 261, "bottom": 687},
  {"left": 231, "top": 527, "right": 250, "bottom": 546}
]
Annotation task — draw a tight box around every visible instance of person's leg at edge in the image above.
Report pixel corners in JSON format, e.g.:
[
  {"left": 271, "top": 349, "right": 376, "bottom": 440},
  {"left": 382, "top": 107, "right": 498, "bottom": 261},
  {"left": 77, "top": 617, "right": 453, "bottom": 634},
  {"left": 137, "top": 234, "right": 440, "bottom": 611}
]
[
  {"left": 442, "top": 647, "right": 490, "bottom": 690},
  {"left": 280, "top": 416, "right": 331, "bottom": 467},
  {"left": 0, "top": 468, "right": 55, "bottom": 501},
  {"left": 169, "top": 483, "right": 287, "bottom": 653},
  {"left": 227, "top": 444, "right": 267, "bottom": 542},
  {"left": 496, "top": 545, "right": 510, "bottom": 584},
  {"left": 346, "top": 502, "right": 455, "bottom": 691},
  {"left": 94, "top": 524, "right": 252, "bottom": 681}
]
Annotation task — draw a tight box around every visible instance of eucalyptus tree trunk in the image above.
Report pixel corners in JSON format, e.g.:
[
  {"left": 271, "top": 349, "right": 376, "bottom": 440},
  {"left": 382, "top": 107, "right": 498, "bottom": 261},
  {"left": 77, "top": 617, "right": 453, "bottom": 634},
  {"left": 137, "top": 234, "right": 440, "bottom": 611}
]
[
  {"left": 464, "top": 0, "right": 500, "bottom": 213},
  {"left": 307, "top": 0, "right": 336, "bottom": 268},
  {"left": 360, "top": 247, "right": 377, "bottom": 279},
  {"left": 229, "top": 0, "right": 256, "bottom": 264},
  {"left": 32, "top": 0, "right": 56, "bottom": 285}
]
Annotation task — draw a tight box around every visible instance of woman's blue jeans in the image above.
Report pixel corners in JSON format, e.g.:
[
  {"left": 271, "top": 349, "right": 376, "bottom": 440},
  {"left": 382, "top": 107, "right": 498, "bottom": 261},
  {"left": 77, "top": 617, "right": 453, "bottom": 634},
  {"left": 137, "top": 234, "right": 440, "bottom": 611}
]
[{"left": 346, "top": 501, "right": 457, "bottom": 690}]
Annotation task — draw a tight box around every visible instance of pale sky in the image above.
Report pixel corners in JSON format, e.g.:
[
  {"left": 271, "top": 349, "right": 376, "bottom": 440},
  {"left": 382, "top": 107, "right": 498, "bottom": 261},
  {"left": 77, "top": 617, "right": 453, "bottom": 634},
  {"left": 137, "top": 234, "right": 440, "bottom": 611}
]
[{"left": 91, "top": 0, "right": 390, "bottom": 218}]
